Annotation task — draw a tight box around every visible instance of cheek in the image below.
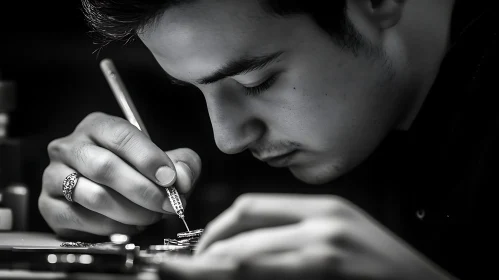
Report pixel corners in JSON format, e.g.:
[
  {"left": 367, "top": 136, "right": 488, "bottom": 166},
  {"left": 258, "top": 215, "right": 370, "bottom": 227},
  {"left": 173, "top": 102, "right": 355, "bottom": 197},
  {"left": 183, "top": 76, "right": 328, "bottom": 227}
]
[
  {"left": 265, "top": 71, "right": 362, "bottom": 149},
  {"left": 271, "top": 55, "right": 397, "bottom": 158}
]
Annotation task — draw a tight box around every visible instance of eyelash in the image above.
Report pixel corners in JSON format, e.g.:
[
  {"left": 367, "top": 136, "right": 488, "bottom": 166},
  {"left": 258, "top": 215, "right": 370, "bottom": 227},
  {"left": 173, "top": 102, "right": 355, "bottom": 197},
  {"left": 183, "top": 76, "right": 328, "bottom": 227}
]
[{"left": 242, "top": 74, "right": 279, "bottom": 96}]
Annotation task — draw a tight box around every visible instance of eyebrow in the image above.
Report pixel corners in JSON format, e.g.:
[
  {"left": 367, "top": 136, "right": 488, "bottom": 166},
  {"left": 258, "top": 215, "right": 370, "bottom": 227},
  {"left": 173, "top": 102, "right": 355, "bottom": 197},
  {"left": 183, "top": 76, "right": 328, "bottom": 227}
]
[
  {"left": 196, "top": 51, "right": 284, "bottom": 85},
  {"left": 163, "top": 51, "right": 284, "bottom": 87},
  {"left": 165, "top": 51, "right": 284, "bottom": 86}
]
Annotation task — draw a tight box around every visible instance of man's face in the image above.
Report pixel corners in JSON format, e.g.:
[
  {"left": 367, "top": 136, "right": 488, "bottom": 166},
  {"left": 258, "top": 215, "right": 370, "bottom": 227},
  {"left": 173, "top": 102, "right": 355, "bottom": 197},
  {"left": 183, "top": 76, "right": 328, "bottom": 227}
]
[{"left": 139, "top": 0, "right": 411, "bottom": 184}]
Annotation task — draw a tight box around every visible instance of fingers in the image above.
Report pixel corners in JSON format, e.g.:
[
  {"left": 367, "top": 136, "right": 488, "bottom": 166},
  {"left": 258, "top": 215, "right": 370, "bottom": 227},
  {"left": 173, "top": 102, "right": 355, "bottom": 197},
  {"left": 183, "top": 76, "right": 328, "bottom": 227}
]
[
  {"left": 45, "top": 146, "right": 169, "bottom": 213},
  {"left": 43, "top": 162, "right": 165, "bottom": 224},
  {"left": 158, "top": 247, "right": 338, "bottom": 280},
  {"left": 72, "top": 177, "right": 162, "bottom": 226},
  {"left": 195, "top": 193, "right": 349, "bottom": 254},
  {"left": 165, "top": 148, "right": 202, "bottom": 194},
  {"left": 38, "top": 192, "right": 141, "bottom": 237},
  {"left": 159, "top": 255, "right": 237, "bottom": 280},
  {"left": 75, "top": 112, "right": 177, "bottom": 187},
  {"left": 237, "top": 251, "right": 304, "bottom": 280},
  {"left": 237, "top": 245, "right": 341, "bottom": 280},
  {"left": 200, "top": 224, "right": 304, "bottom": 260}
]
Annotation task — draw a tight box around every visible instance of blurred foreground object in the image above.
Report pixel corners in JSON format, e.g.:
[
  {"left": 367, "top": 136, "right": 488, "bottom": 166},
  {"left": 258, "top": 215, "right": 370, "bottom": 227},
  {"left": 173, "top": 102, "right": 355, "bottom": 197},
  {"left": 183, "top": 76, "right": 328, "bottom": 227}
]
[
  {"left": 0, "top": 193, "right": 12, "bottom": 230},
  {"left": 0, "top": 70, "right": 29, "bottom": 231}
]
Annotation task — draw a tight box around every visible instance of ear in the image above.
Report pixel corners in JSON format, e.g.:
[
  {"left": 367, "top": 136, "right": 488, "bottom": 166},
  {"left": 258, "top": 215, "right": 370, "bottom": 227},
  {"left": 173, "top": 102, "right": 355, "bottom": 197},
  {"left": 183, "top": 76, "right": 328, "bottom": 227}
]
[{"left": 349, "top": 0, "right": 406, "bottom": 29}]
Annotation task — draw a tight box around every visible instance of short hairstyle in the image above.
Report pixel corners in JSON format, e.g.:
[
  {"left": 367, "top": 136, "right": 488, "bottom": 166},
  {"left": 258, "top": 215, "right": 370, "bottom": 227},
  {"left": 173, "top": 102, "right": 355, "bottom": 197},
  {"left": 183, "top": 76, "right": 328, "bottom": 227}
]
[{"left": 81, "top": 0, "right": 362, "bottom": 49}]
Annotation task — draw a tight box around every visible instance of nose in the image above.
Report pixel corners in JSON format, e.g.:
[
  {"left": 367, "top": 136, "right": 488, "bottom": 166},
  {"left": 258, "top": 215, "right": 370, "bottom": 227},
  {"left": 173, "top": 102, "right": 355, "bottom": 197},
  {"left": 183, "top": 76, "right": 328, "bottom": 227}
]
[{"left": 205, "top": 94, "right": 264, "bottom": 155}]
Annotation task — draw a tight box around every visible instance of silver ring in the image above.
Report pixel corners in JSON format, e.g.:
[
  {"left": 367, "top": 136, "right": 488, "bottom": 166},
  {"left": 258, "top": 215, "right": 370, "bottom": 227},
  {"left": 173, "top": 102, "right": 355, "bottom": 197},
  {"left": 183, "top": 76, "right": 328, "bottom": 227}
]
[{"left": 62, "top": 172, "right": 79, "bottom": 202}]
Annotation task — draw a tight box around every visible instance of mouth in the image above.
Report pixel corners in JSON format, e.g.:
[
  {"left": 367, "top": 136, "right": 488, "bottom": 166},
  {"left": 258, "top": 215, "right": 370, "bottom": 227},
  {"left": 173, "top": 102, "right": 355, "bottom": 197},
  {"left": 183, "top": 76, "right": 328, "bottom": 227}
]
[{"left": 257, "top": 150, "right": 298, "bottom": 168}]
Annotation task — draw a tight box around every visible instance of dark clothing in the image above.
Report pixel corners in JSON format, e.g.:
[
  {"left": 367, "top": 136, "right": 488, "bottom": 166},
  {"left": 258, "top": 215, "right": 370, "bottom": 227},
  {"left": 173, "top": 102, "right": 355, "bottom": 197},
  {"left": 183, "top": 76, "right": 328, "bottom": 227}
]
[
  {"left": 333, "top": 1, "right": 498, "bottom": 278},
  {"left": 403, "top": 1, "right": 498, "bottom": 278}
]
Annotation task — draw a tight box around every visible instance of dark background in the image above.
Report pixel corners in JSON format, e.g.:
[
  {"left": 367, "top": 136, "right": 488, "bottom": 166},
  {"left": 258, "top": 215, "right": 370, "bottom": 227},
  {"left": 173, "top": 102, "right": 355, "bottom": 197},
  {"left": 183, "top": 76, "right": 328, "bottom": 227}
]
[{"left": 0, "top": 1, "right": 311, "bottom": 236}]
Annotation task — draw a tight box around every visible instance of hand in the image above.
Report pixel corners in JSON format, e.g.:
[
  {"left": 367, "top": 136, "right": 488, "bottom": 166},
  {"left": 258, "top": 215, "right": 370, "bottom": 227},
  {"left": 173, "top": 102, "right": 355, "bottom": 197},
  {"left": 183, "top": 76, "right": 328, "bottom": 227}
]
[
  {"left": 158, "top": 194, "right": 456, "bottom": 280},
  {"left": 39, "top": 112, "right": 201, "bottom": 239}
]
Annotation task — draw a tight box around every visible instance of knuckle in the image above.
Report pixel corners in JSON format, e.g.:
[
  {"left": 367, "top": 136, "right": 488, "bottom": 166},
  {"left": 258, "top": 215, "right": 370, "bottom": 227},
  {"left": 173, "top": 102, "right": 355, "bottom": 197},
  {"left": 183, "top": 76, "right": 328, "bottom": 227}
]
[
  {"left": 203, "top": 220, "right": 217, "bottom": 234},
  {"left": 74, "top": 112, "right": 110, "bottom": 139},
  {"left": 203, "top": 212, "right": 227, "bottom": 235},
  {"left": 233, "top": 194, "right": 254, "bottom": 209},
  {"left": 47, "top": 138, "right": 65, "bottom": 159},
  {"left": 322, "top": 195, "right": 353, "bottom": 217},
  {"left": 84, "top": 112, "right": 122, "bottom": 138},
  {"left": 110, "top": 121, "right": 138, "bottom": 152},
  {"left": 89, "top": 153, "right": 115, "bottom": 180},
  {"left": 231, "top": 194, "right": 254, "bottom": 217},
  {"left": 224, "top": 194, "right": 258, "bottom": 224},
  {"left": 77, "top": 112, "right": 107, "bottom": 131},
  {"left": 84, "top": 112, "right": 107, "bottom": 123}
]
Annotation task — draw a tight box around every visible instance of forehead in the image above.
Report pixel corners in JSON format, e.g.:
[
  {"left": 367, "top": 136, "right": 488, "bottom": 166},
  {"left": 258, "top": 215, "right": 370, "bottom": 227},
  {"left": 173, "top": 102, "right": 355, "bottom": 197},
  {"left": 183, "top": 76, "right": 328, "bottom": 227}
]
[{"left": 138, "top": 0, "right": 304, "bottom": 81}]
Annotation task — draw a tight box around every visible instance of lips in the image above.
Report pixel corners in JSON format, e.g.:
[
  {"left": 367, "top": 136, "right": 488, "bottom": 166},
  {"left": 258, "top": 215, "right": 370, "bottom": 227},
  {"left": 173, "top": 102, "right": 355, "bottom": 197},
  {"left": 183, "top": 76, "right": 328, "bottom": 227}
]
[{"left": 257, "top": 150, "right": 298, "bottom": 167}]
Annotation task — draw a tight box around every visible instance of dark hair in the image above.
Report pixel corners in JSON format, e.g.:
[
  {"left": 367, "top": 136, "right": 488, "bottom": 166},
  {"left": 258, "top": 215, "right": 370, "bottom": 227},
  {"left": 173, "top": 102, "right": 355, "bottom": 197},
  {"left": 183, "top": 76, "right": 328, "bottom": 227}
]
[{"left": 81, "top": 0, "right": 359, "bottom": 49}]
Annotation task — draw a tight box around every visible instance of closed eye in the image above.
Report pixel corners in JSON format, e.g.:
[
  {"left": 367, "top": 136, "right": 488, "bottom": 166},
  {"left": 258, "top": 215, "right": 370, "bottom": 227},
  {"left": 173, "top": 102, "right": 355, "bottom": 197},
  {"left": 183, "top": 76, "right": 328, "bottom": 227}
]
[{"left": 242, "top": 73, "right": 279, "bottom": 96}]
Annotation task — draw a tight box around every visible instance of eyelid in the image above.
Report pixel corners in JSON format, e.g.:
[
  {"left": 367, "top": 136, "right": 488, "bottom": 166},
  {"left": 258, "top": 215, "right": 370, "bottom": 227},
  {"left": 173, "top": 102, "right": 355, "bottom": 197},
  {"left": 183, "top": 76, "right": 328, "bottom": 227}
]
[
  {"left": 235, "top": 69, "right": 278, "bottom": 86},
  {"left": 241, "top": 73, "right": 279, "bottom": 96},
  {"left": 239, "top": 76, "right": 271, "bottom": 87}
]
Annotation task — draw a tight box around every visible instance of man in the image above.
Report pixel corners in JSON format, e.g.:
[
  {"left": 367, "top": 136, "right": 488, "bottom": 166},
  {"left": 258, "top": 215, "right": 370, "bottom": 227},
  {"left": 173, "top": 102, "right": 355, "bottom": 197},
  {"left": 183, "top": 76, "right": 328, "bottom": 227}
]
[{"left": 39, "top": 0, "right": 497, "bottom": 279}]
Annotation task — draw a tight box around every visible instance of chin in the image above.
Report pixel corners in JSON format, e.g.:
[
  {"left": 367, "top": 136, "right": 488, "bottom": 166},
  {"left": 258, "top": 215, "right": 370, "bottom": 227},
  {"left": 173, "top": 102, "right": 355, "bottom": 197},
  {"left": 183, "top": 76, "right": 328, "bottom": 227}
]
[{"left": 289, "top": 163, "right": 344, "bottom": 185}]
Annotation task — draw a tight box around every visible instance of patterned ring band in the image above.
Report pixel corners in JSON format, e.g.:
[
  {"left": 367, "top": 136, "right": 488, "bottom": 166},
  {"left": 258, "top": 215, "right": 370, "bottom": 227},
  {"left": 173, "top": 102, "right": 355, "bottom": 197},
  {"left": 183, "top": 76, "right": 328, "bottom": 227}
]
[{"left": 62, "top": 172, "right": 79, "bottom": 202}]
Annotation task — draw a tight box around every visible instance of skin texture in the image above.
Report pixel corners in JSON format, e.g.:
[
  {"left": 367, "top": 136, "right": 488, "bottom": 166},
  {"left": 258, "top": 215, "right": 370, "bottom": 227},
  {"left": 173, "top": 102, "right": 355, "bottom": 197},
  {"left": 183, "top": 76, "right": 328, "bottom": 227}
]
[
  {"left": 140, "top": 0, "right": 405, "bottom": 186},
  {"left": 40, "top": 0, "right": 457, "bottom": 278},
  {"left": 40, "top": 112, "right": 201, "bottom": 238},
  {"left": 138, "top": 0, "right": 450, "bottom": 185}
]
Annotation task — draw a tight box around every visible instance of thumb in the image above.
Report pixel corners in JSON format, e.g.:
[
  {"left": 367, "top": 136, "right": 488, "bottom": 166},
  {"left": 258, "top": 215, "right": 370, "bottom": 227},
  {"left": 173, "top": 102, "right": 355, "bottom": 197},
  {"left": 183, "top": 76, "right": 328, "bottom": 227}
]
[{"left": 164, "top": 148, "right": 202, "bottom": 195}]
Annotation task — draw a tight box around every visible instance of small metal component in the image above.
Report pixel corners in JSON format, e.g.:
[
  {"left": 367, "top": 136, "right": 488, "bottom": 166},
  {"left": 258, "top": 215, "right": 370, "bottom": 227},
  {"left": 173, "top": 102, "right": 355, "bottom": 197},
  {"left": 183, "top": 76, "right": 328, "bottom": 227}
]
[
  {"left": 60, "top": 241, "right": 96, "bottom": 247},
  {"left": 161, "top": 228, "right": 204, "bottom": 254},
  {"left": 177, "top": 228, "right": 204, "bottom": 239}
]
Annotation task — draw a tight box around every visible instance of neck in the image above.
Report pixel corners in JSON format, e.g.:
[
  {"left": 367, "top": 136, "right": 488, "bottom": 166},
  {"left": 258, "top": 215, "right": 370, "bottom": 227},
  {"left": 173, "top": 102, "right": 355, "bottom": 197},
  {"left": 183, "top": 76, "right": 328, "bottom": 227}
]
[{"left": 396, "top": 0, "right": 456, "bottom": 130}]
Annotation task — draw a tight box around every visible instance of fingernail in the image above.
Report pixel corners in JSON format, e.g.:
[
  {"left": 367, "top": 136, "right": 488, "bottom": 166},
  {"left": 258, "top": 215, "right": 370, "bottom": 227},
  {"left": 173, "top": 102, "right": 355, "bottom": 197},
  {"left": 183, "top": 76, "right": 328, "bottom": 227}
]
[{"left": 156, "top": 166, "right": 176, "bottom": 186}]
